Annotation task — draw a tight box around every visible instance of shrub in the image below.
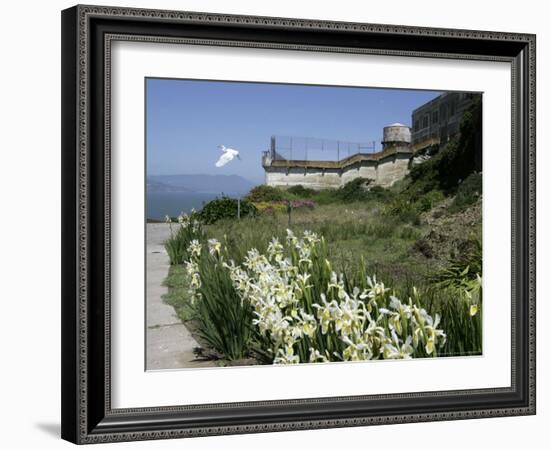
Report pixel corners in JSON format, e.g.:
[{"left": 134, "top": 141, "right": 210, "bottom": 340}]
[
  {"left": 367, "top": 185, "right": 394, "bottom": 202},
  {"left": 246, "top": 185, "right": 292, "bottom": 202},
  {"left": 198, "top": 196, "right": 257, "bottom": 224},
  {"left": 408, "top": 152, "right": 442, "bottom": 196},
  {"left": 416, "top": 190, "right": 445, "bottom": 212},
  {"left": 449, "top": 172, "right": 482, "bottom": 213},
  {"left": 286, "top": 184, "right": 317, "bottom": 198},
  {"left": 335, "top": 177, "right": 374, "bottom": 202}
]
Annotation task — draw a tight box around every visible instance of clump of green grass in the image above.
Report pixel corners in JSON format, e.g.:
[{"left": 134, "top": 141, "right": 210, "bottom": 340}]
[{"left": 162, "top": 265, "right": 197, "bottom": 322}]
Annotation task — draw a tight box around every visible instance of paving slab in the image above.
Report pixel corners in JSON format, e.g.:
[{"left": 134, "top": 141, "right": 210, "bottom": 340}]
[{"left": 146, "top": 223, "right": 216, "bottom": 369}]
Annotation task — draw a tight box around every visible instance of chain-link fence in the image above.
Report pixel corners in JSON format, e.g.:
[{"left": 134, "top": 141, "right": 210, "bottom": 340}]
[{"left": 269, "top": 135, "right": 378, "bottom": 162}]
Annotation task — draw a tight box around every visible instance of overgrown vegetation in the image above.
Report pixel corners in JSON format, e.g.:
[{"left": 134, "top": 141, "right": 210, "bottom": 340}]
[{"left": 448, "top": 172, "right": 482, "bottom": 213}]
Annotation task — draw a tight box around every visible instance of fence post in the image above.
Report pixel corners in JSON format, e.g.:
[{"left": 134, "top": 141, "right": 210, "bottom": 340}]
[
  {"left": 287, "top": 200, "right": 292, "bottom": 227},
  {"left": 290, "top": 137, "right": 293, "bottom": 160}
]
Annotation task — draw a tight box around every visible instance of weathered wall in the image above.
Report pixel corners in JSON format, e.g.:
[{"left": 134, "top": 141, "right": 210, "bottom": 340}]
[
  {"left": 375, "top": 153, "right": 411, "bottom": 186},
  {"left": 265, "top": 167, "right": 342, "bottom": 190},
  {"left": 264, "top": 153, "right": 411, "bottom": 189}
]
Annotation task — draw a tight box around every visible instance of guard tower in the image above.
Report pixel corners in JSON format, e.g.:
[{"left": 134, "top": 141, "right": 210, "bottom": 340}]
[{"left": 381, "top": 123, "right": 411, "bottom": 152}]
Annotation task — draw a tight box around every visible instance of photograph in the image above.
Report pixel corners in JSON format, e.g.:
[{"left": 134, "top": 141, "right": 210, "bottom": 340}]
[
  {"left": 57, "top": 3, "right": 537, "bottom": 444},
  {"left": 145, "top": 78, "right": 483, "bottom": 370}
]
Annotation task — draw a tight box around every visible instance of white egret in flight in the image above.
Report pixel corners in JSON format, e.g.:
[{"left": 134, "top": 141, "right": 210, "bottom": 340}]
[{"left": 215, "top": 145, "right": 241, "bottom": 167}]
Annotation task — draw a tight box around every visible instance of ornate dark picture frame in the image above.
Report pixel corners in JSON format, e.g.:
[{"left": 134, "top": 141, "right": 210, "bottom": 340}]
[{"left": 61, "top": 4, "right": 536, "bottom": 444}]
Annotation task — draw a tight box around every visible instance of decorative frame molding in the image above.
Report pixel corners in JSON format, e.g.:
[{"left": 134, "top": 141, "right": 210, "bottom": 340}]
[{"left": 61, "top": 4, "right": 536, "bottom": 444}]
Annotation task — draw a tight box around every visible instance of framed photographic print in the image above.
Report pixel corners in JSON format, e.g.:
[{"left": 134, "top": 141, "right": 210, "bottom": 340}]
[{"left": 61, "top": 4, "right": 536, "bottom": 444}]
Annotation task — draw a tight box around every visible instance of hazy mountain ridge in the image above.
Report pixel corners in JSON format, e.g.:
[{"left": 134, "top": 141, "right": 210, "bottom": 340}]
[
  {"left": 147, "top": 179, "right": 194, "bottom": 193},
  {"left": 148, "top": 174, "right": 257, "bottom": 195}
]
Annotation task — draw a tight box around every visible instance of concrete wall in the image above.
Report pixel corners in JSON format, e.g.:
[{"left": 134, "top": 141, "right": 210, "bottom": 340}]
[
  {"left": 264, "top": 153, "right": 411, "bottom": 189},
  {"left": 265, "top": 167, "right": 342, "bottom": 190}
]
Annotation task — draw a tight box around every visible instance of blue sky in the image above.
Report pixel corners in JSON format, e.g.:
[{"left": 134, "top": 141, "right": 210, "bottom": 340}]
[{"left": 146, "top": 78, "right": 441, "bottom": 184}]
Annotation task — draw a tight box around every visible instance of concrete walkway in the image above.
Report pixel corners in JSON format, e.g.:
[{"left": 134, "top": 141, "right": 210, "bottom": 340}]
[{"left": 146, "top": 223, "right": 216, "bottom": 370}]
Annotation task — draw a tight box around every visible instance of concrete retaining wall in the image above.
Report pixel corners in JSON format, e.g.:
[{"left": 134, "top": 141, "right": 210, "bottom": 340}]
[{"left": 264, "top": 153, "right": 411, "bottom": 189}]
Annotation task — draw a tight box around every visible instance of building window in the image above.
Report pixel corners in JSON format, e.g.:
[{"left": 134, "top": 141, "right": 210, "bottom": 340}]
[
  {"left": 432, "top": 111, "right": 439, "bottom": 124},
  {"left": 422, "top": 114, "right": 429, "bottom": 129},
  {"left": 450, "top": 101, "right": 456, "bottom": 116},
  {"left": 440, "top": 105, "right": 446, "bottom": 121},
  {"left": 414, "top": 120, "right": 419, "bottom": 132}
]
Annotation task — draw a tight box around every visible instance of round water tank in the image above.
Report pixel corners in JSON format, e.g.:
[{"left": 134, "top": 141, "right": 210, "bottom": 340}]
[{"left": 382, "top": 123, "right": 411, "bottom": 144}]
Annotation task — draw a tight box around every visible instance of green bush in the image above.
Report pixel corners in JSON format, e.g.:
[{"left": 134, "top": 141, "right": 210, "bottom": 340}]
[
  {"left": 417, "top": 190, "right": 445, "bottom": 212},
  {"left": 408, "top": 150, "right": 443, "bottom": 197},
  {"left": 198, "top": 196, "right": 257, "bottom": 224},
  {"left": 335, "top": 177, "right": 374, "bottom": 202},
  {"left": 449, "top": 173, "right": 482, "bottom": 213},
  {"left": 286, "top": 184, "right": 317, "bottom": 198},
  {"left": 246, "top": 185, "right": 292, "bottom": 202},
  {"left": 366, "top": 185, "right": 394, "bottom": 201}
]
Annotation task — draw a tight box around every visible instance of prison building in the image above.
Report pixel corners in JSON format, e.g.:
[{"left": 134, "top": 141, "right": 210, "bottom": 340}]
[
  {"left": 411, "top": 92, "right": 479, "bottom": 153},
  {"left": 262, "top": 126, "right": 412, "bottom": 189}
]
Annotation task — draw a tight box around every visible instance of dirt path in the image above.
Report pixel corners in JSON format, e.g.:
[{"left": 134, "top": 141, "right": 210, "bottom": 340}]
[{"left": 146, "top": 223, "right": 216, "bottom": 370}]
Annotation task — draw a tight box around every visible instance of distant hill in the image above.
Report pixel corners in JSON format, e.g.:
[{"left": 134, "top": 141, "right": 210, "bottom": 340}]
[
  {"left": 147, "top": 179, "right": 194, "bottom": 193},
  {"left": 148, "top": 174, "right": 257, "bottom": 195}
]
